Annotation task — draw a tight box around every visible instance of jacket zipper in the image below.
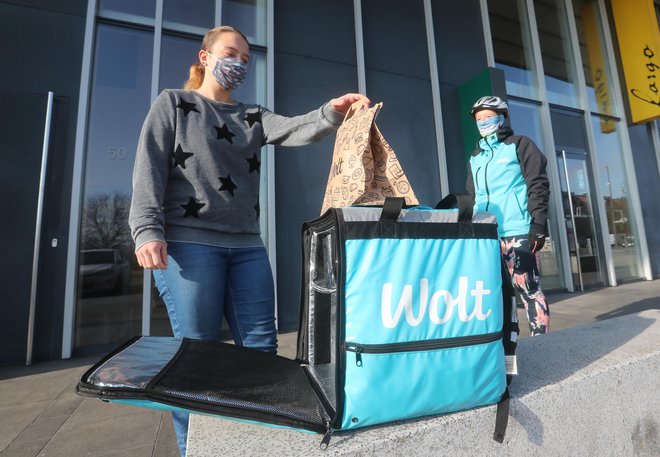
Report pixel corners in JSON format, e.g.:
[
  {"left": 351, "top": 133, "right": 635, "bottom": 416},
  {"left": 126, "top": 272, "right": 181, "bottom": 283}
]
[
  {"left": 483, "top": 137, "right": 496, "bottom": 212},
  {"left": 475, "top": 167, "right": 482, "bottom": 192},
  {"left": 344, "top": 332, "right": 502, "bottom": 367}
]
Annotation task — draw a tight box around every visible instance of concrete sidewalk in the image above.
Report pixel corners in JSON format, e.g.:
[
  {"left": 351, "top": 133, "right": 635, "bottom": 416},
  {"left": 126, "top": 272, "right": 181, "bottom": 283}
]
[{"left": 2, "top": 280, "right": 659, "bottom": 457}]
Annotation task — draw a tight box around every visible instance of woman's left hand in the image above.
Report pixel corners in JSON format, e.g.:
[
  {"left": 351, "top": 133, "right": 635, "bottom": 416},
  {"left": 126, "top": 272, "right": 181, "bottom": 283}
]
[{"left": 330, "top": 93, "right": 371, "bottom": 114}]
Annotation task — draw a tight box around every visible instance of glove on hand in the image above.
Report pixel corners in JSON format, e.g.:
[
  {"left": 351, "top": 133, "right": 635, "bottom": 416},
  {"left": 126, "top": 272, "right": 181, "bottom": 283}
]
[{"left": 528, "top": 223, "right": 546, "bottom": 253}]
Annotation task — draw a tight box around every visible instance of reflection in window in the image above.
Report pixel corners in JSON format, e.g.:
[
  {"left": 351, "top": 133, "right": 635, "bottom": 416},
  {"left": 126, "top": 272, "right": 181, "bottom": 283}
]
[
  {"left": 509, "top": 99, "right": 544, "bottom": 146},
  {"left": 98, "top": 0, "right": 156, "bottom": 25},
  {"left": 572, "top": 0, "right": 618, "bottom": 121},
  {"left": 222, "top": 0, "right": 267, "bottom": 46},
  {"left": 509, "top": 100, "right": 562, "bottom": 290},
  {"left": 534, "top": 0, "right": 579, "bottom": 107},
  {"left": 159, "top": 34, "right": 201, "bottom": 92},
  {"left": 590, "top": 116, "right": 642, "bottom": 280},
  {"left": 556, "top": 152, "right": 603, "bottom": 287},
  {"left": 163, "top": 0, "right": 214, "bottom": 34},
  {"left": 76, "top": 24, "right": 153, "bottom": 352},
  {"left": 488, "top": 0, "right": 538, "bottom": 99}
]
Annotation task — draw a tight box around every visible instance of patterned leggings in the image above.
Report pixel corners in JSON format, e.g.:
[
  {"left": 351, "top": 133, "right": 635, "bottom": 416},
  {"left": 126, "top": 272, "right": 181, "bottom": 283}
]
[{"left": 500, "top": 236, "right": 550, "bottom": 336}]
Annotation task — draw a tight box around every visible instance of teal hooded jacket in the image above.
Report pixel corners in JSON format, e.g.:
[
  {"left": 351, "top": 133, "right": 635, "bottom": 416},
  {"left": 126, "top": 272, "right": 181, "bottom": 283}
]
[{"left": 466, "top": 127, "right": 549, "bottom": 238}]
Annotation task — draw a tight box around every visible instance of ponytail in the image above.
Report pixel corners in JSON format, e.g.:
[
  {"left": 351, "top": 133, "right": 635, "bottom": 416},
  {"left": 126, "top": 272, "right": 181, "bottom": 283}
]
[
  {"left": 183, "top": 26, "right": 249, "bottom": 90},
  {"left": 184, "top": 62, "right": 205, "bottom": 90}
]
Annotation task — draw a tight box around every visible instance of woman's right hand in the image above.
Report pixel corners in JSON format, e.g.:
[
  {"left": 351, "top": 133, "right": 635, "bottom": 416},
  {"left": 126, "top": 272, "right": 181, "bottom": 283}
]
[{"left": 136, "top": 241, "right": 168, "bottom": 270}]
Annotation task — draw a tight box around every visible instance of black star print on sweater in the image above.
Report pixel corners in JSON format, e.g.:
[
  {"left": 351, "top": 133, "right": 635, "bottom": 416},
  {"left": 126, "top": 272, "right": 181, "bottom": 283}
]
[
  {"left": 172, "top": 144, "right": 194, "bottom": 169},
  {"left": 246, "top": 154, "right": 260, "bottom": 173},
  {"left": 244, "top": 111, "right": 262, "bottom": 128},
  {"left": 177, "top": 100, "right": 200, "bottom": 116},
  {"left": 180, "top": 197, "right": 205, "bottom": 218},
  {"left": 215, "top": 124, "right": 236, "bottom": 144},
  {"left": 218, "top": 174, "right": 237, "bottom": 196}
]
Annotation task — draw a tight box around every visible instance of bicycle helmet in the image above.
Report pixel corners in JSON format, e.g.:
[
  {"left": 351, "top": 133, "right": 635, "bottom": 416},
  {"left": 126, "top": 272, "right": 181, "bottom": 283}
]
[{"left": 470, "top": 96, "right": 509, "bottom": 118}]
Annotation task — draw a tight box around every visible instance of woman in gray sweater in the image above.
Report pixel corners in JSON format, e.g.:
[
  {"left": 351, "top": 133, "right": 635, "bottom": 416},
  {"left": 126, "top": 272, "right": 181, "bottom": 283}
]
[{"left": 128, "top": 25, "right": 369, "bottom": 456}]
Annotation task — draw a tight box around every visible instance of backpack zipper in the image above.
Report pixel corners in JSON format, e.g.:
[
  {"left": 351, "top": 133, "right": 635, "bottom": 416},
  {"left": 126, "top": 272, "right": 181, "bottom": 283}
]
[{"left": 344, "top": 332, "right": 502, "bottom": 367}]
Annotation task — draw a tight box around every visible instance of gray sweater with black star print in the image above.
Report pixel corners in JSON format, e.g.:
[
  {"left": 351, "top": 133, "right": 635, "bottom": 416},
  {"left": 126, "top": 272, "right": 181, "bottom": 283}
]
[{"left": 129, "top": 89, "right": 344, "bottom": 250}]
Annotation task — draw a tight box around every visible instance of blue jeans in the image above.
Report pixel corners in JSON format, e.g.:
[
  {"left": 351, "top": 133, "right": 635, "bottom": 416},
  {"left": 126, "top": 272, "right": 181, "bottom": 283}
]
[{"left": 153, "top": 242, "right": 277, "bottom": 457}]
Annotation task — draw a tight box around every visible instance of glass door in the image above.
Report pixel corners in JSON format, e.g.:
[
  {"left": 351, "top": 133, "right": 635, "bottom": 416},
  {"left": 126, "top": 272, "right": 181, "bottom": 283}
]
[{"left": 556, "top": 150, "right": 603, "bottom": 290}]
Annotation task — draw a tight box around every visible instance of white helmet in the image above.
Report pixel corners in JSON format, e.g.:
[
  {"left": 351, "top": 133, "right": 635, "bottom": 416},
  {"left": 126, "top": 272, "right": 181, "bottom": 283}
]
[{"left": 470, "top": 96, "right": 509, "bottom": 118}]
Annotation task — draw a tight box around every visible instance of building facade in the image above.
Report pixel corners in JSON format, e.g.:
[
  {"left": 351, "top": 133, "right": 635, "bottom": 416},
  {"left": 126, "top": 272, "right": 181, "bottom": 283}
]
[{"left": 2, "top": 0, "right": 660, "bottom": 366}]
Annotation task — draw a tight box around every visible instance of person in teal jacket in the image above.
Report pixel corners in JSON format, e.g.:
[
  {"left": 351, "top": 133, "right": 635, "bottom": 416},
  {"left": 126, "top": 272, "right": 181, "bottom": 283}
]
[{"left": 466, "top": 96, "right": 550, "bottom": 335}]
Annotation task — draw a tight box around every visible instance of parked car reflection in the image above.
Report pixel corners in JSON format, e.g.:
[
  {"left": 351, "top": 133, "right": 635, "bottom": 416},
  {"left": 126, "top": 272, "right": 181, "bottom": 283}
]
[{"left": 80, "top": 249, "right": 131, "bottom": 295}]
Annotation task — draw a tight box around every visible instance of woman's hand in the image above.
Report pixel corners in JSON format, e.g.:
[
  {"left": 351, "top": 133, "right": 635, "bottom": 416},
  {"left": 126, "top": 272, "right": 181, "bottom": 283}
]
[
  {"left": 136, "top": 241, "right": 168, "bottom": 270},
  {"left": 329, "top": 93, "right": 371, "bottom": 114}
]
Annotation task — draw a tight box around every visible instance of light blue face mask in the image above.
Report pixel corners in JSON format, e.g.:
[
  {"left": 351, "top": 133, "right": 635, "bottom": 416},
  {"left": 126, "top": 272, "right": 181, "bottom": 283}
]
[{"left": 476, "top": 114, "right": 504, "bottom": 137}]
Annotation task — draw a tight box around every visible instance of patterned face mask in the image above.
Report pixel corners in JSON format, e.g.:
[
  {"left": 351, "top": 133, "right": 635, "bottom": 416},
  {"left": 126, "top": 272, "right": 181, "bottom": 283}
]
[
  {"left": 476, "top": 114, "right": 505, "bottom": 137},
  {"left": 206, "top": 52, "right": 248, "bottom": 91}
]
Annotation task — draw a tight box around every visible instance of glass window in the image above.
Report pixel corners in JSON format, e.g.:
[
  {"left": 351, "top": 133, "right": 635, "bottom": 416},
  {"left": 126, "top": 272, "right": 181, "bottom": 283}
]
[
  {"left": 76, "top": 24, "right": 153, "bottom": 352},
  {"left": 163, "top": 0, "right": 214, "bottom": 34},
  {"left": 222, "top": 0, "right": 267, "bottom": 46},
  {"left": 590, "top": 116, "right": 643, "bottom": 280},
  {"left": 159, "top": 34, "right": 201, "bottom": 91},
  {"left": 556, "top": 149, "right": 604, "bottom": 287},
  {"left": 572, "top": 0, "right": 618, "bottom": 120},
  {"left": 488, "top": 0, "right": 538, "bottom": 99},
  {"left": 98, "top": 0, "right": 156, "bottom": 25},
  {"left": 534, "top": 0, "right": 580, "bottom": 107},
  {"left": 509, "top": 99, "right": 563, "bottom": 290}
]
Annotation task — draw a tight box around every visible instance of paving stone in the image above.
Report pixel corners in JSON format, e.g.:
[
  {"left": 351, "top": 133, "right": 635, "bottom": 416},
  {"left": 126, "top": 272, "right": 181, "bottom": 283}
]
[
  {"left": 0, "top": 438, "right": 49, "bottom": 457},
  {"left": 0, "top": 403, "right": 50, "bottom": 452},
  {"left": 153, "top": 414, "right": 180, "bottom": 457},
  {"left": 38, "top": 410, "right": 161, "bottom": 457},
  {"left": 12, "top": 415, "right": 69, "bottom": 444}
]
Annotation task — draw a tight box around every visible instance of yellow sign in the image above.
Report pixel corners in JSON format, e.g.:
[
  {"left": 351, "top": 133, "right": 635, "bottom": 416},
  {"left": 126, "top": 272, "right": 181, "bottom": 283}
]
[
  {"left": 611, "top": 0, "right": 660, "bottom": 124},
  {"left": 581, "top": 2, "right": 615, "bottom": 133}
]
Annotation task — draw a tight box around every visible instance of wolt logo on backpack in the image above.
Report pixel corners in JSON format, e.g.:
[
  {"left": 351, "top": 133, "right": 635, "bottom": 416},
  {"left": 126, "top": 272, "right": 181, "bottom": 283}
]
[{"left": 381, "top": 277, "right": 492, "bottom": 328}]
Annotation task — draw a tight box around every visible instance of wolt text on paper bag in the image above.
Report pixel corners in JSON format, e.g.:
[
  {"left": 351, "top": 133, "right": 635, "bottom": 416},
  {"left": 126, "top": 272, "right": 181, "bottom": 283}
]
[{"left": 320, "top": 102, "right": 419, "bottom": 214}]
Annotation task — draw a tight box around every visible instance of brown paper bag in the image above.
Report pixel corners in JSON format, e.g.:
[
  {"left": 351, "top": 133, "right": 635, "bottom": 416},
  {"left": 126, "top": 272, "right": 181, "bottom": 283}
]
[{"left": 320, "top": 102, "right": 419, "bottom": 214}]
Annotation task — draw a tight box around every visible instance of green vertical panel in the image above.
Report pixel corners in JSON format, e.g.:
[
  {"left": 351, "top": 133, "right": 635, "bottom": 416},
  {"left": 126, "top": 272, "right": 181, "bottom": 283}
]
[{"left": 458, "top": 67, "right": 507, "bottom": 161}]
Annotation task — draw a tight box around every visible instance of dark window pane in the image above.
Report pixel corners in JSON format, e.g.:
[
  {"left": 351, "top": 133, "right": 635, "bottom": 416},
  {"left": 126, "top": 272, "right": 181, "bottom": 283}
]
[
  {"left": 159, "top": 34, "right": 200, "bottom": 91},
  {"left": 488, "top": 0, "right": 538, "bottom": 99},
  {"left": 222, "top": 0, "right": 266, "bottom": 46},
  {"left": 591, "top": 116, "right": 642, "bottom": 280},
  {"left": 163, "top": 0, "right": 214, "bottom": 31},
  {"left": 98, "top": 0, "right": 156, "bottom": 23},
  {"left": 76, "top": 24, "right": 153, "bottom": 352},
  {"left": 534, "top": 0, "right": 579, "bottom": 107}
]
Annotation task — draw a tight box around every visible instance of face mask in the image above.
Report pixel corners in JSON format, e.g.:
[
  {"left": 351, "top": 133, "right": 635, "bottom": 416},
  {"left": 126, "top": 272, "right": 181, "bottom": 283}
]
[
  {"left": 476, "top": 114, "right": 504, "bottom": 137},
  {"left": 207, "top": 52, "right": 248, "bottom": 91}
]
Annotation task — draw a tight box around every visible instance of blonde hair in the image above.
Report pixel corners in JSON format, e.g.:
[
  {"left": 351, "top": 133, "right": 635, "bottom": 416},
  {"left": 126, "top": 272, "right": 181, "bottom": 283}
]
[{"left": 183, "top": 26, "right": 249, "bottom": 90}]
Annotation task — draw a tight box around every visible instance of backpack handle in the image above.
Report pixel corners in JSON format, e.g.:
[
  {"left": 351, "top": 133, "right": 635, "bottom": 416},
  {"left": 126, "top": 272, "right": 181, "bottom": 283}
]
[
  {"left": 379, "top": 197, "right": 406, "bottom": 222},
  {"left": 435, "top": 193, "right": 474, "bottom": 223}
]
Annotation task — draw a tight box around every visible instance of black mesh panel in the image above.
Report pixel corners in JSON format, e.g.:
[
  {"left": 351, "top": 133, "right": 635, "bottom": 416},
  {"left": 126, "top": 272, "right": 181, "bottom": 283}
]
[{"left": 151, "top": 339, "right": 329, "bottom": 430}]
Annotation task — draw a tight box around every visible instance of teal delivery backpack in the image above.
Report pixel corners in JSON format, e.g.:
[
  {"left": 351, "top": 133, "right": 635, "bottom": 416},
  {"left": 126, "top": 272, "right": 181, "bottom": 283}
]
[{"left": 77, "top": 195, "right": 517, "bottom": 446}]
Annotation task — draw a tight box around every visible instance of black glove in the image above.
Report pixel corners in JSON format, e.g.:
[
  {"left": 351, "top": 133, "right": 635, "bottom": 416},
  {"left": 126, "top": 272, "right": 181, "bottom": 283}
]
[{"left": 528, "top": 223, "right": 546, "bottom": 253}]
